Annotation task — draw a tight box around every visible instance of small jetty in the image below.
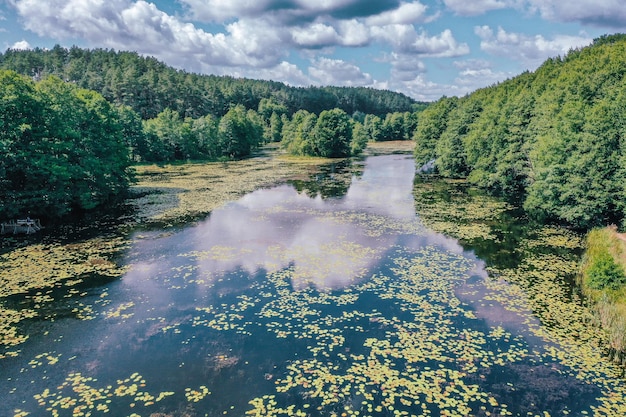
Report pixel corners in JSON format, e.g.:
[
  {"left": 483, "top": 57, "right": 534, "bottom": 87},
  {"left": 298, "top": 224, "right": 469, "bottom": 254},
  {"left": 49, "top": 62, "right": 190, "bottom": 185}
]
[{"left": 1, "top": 218, "right": 43, "bottom": 235}]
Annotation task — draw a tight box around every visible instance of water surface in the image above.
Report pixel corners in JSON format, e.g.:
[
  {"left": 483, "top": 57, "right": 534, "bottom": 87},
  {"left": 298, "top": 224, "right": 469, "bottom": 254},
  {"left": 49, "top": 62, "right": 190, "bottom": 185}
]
[{"left": 1, "top": 154, "right": 623, "bottom": 417}]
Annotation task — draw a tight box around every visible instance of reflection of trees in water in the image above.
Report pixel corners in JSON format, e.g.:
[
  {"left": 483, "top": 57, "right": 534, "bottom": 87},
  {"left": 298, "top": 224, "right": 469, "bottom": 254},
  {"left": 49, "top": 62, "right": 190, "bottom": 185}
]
[
  {"left": 413, "top": 177, "right": 530, "bottom": 270},
  {"left": 289, "top": 160, "right": 364, "bottom": 200},
  {"left": 480, "top": 363, "right": 600, "bottom": 416}
]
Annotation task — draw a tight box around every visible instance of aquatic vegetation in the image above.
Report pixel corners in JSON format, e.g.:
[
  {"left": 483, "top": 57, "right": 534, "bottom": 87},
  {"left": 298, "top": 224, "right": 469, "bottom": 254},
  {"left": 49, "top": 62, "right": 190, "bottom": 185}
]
[
  {"left": 0, "top": 237, "right": 130, "bottom": 356},
  {"left": 579, "top": 227, "right": 626, "bottom": 358},
  {"left": 2, "top": 153, "right": 626, "bottom": 417},
  {"left": 33, "top": 372, "right": 173, "bottom": 416},
  {"left": 414, "top": 178, "right": 626, "bottom": 415},
  {"left": 131, "top": 155, "right": 330, "bottom": 224}
]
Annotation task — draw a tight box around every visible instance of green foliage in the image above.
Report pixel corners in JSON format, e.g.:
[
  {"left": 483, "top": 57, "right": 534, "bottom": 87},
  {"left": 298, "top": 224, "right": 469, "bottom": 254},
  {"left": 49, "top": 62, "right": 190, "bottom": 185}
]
[
  {"left": 281, "top": 110, "right": 317, "bottom": 156},
  {"left": 217, "top": 105, "right": 263, "bottom": 159},
  {"left": 0, "top": 71, "right": 132, "bottom": 219},
  {"left": 583, "top": 228, "right": 626, "bottom": 291},
  {"left": 0, "top": 46, "right": 420, "bottom": 120},
  {"left": 413, "top": 35, "right": 626, "bottom": 230},
  {"left": 586, "top": 250, "right": 626, "bottom": 290},
  {"left": 413, "top": 97, "right": 457, "bottom": 167},
  {"left": 281, "top": 108, "right": 372, "bottom": 158},
  {"left": 350, "top": 122, "right": 369, "bottom": 156},
  {"left": 313, "top": 109, "right": 353, "bottom": 158},
  {"left": 362, "top": 112, "right": 418, "bottom": 142}
]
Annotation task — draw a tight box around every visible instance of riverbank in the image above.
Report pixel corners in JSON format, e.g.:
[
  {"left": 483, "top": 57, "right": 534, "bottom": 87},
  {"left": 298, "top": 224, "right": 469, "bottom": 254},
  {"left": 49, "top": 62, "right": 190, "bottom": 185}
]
[{"left": 580, "top": 226, "right": 626, "bottom": 362}]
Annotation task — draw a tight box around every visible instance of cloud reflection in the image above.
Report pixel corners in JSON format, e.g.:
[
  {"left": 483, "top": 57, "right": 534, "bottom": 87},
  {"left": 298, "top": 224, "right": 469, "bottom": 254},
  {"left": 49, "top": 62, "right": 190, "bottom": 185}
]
[{"left": 126, "top": 155, "right": 480, "bottom": 291}]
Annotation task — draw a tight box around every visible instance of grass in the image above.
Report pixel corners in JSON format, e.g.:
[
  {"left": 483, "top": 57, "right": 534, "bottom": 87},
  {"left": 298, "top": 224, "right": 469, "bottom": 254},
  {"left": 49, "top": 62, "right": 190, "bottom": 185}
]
[{"left": 580, "top": 226, "right": 626, "bottom": 360}]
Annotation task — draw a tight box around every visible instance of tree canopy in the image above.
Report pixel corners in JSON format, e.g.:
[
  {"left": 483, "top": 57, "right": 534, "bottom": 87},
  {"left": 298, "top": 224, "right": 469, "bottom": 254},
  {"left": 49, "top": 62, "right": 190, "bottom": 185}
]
[
  {"left": 0, "top": 45, "right": 421, "bottom": 120},
  {"left": 413, "top": 33, "right": 626, "bottom": 230},
  {"left": 0, "top": 70, "right": 133, "bottom": 219}
]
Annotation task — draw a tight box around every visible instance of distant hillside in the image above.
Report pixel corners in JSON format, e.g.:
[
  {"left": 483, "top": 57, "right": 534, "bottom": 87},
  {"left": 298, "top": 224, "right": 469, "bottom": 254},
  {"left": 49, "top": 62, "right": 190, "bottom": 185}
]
[
  {"left": 414, "top": 33, "right": 626, "bottom": 230},
  {"left": 0, "top": 45, "right": 421, "bottom": 120}
]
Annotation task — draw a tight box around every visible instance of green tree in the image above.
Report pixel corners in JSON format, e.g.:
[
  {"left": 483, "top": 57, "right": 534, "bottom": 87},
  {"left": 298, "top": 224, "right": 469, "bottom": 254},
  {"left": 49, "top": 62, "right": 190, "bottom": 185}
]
[
  {"left": 281, "top": 110, "right": 317, "bottom": 156},
  {"left": 363, "top": 114, "right": 384, "bottom": 142},
  {"left": 0, "top": 70, "right": 46, "bottom": 218},
  {"left": 313, "top": 108, "right": 353, "bottom": 158},
  {"left": 413, "top": 97, "right": 457, "bottom": 168},
  {"left": 351, "top": 121, "right": 369, "bottom": 156},
  {"left": 142, "top": 108, "right": 184, "bottom": 161},
  {"left": 217, "top": 105, "right": 262, "bottom": 159},
  {"left": 0, "top": 72, "right": 132, "bottom": 217}
]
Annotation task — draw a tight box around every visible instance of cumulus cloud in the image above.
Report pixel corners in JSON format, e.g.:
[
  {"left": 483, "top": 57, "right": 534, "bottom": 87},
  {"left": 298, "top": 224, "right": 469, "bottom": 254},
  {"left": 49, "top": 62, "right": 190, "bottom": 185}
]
[
  {"left": 10, "top": 0, "right": 289, "bottom": 69},
  {"left": 379, "top": 52, "right": 426, "bottom": 82},
  {"left": 454, "top": 67, "right": 512, "bottom": 89},
  {"left": 373, "top": 26, "right": 470, "bottom": 57},
  {"left": 475, "top": 25, "right": 593, "bottom": 68},
  {"left": 386, "top": 73, "right": 466, "bottom": 102},
  {"left": 365, "top": 1, "right": 430, "bottom": 25},
  {"left": 308, "top": 57, "right": 373, "bottom": 87},
  {"left": 252, "top": 61, "right": 312, "bottom": 86},
  {"left": 526, "top": 0, "right": 626, "bottom": 28},
  {"left": 10, "top": 39, "right": 32, "bottom": 50},
  {"left": 291, "top": 22, "right": 341, "bottom": 47}
]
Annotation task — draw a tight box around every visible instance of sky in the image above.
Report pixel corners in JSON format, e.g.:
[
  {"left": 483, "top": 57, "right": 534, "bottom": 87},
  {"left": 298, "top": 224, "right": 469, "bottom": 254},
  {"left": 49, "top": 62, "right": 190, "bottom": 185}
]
[{"left": 1, "top": 1, "right": 625, "bottom": 101}]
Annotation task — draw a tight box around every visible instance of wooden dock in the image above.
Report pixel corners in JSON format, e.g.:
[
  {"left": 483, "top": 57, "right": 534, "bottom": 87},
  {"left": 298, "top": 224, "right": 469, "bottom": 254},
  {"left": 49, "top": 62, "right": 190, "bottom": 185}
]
[{"left": 1, "top": 219, "right": 42, "bottom": 234}]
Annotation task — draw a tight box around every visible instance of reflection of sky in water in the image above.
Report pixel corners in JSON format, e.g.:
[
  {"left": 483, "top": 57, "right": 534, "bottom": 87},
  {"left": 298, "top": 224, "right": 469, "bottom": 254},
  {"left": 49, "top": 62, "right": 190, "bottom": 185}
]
[
  {"left": 126, "top": 155, "right": 439, "bottom": 291},
  {"left": 123, "top": 154, "right": 535, "bottom": 335}
]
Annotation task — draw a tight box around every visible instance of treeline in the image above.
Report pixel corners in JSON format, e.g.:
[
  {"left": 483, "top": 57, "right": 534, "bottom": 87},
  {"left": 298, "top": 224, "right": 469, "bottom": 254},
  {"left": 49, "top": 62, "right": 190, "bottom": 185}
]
[
  {"left": 0, "top": 45, "right": 423, "bottom": 120},
  {"left": 414, "top": 33, "right": 626, "bottom": 230},
  {"left": 281, "top": 109, "right": 418, "bottom": 158},
  {"left": 116, "top": 101, "right": 420, "bottom": 162}
]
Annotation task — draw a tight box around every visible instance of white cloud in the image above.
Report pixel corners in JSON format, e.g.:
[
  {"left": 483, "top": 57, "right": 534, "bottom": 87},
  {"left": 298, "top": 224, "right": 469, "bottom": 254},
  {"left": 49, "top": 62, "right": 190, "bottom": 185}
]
[
  {"left": 526, "top": 0, "right": 626, "bottom": 28},
  {"left": 365, "top": 1, "right": 430, "bottom": 25},
  {"left": 291, "top": 22, "right": 340, "bottom": 47},
  {"left": 454, "top": 67, "right": 511, "bottom": 88},
  {"left": 475, "top": 25, "right": 593, "bottom": 68},
  {"left": 255, "top": 61, "right": 312, "bottom": 86},
  {"left": 453, "top": 58, "right": 493, "bottom": 71},
  {"left": 373, "top": 26, "right": 470, "bottom": 57},
  {"left": 386, "top": 73, "right": 466, "bottom": 101},
  {"left": 336, "top": 19, "right": 370, "bottom": 46},
  {"left": 308, "top": 57, "right": 373, "bottom": 87},
  {"left": 10, "top": 0, "right": 290, "bottom": 69},
  {"left": 10, "top": 39, "right": 31, "bottom": 50},
  {"left": 379, "top": 52, "right": 426, "bottom": 82}
]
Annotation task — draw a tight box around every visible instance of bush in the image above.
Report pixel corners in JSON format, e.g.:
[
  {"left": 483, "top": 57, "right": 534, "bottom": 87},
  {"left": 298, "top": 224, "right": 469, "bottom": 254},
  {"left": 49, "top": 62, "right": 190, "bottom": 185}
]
[{"left": 586, "top": 250, "right": 626, "bottom": 290}]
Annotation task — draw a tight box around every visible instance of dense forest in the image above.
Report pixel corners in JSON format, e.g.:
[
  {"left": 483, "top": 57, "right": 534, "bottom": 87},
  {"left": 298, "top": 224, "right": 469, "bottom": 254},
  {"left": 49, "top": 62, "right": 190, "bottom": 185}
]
[
  {"left": 414, "top": 33, "right": 626, "bottom": 230},
  {"left": 0, "top": 46, "right": 422, "bottom": 120}
]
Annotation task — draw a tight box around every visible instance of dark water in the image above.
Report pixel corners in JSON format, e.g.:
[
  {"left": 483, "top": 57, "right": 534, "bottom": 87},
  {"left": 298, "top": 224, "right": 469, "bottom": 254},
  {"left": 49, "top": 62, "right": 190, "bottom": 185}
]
[{"left": 1, "top": 154, "right": 622, "bottom": 417}]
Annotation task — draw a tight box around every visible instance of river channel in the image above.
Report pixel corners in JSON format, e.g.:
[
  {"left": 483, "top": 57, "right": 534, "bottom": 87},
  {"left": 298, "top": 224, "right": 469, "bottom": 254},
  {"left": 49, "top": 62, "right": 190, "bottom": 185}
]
[{"left": 2, "top": 154, "right": 626, "bottom": 417}]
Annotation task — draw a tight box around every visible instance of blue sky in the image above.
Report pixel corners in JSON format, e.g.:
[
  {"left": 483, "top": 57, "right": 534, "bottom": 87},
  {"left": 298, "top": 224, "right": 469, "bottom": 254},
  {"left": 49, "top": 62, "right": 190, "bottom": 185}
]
[{"left": 1, "top": 0, "right": 625, "bottom": 101}]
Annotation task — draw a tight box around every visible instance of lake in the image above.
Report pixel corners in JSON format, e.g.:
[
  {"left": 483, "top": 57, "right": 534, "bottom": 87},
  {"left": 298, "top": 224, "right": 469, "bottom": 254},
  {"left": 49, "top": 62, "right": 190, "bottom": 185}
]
[{"left": 2, "top": 154, "right": 626, "bottom": 417}]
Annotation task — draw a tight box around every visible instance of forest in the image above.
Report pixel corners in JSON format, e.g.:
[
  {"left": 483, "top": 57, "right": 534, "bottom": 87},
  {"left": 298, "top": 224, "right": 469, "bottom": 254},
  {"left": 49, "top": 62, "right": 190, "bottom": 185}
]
[
  {"left": 0, "top": 47, "right": 422, "bottom": 220},
  {"left": 0, "top": 46, "right": 422, "bottom": 120},
  {"left": 414, "top": 33, "right": 626, "bottom": 231}
]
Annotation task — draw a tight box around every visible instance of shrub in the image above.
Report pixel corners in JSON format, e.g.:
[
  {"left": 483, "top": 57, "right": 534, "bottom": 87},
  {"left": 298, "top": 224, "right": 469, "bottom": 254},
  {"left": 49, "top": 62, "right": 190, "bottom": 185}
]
[{"left": 586, "top": 250, "right": 626, "bottom": 290}]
